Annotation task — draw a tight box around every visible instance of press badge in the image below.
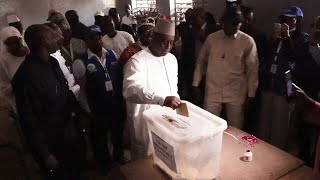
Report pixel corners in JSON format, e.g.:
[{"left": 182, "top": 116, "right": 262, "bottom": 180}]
[
  {"left": 270, "top": 64, "right": 277, "bottom": 74},
  {"left": 105, "top": 81, "right": 113, "bottom": 92}
]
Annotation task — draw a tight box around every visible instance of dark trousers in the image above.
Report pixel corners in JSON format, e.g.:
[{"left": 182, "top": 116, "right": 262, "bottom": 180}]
[
  {"left": 90, "top": 111, "right": 123, "bottom": 170},
  {"left": 294, "top": 110, "right": 318, "bottom": 166},
  {"left": 39, "top": 119, "right": 87, "bottom": 180}
]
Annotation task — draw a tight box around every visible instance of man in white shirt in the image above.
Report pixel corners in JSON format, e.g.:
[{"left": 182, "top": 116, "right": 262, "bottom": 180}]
[
  {"left": 45, "top": 23, "right": 80, "bottom": 96},
  {"left": 192, "top": 7, "right": 259, "bottom": 129},
  {"left": 122, "top": 4, "right": 137, "bottom": 30},
  {"left": 101, "top": 16, "right": 135, "bottom": 59},
  {"left": 123, "top": 19, "right": 181, "bottom": 160}
]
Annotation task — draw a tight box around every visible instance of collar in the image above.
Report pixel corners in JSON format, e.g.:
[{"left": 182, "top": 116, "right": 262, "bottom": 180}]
[
  {"left": 50, "top": 49, "right": 61, "bottom": 57},
  {"left": 223, "top": 30, "right": 239, "bottom": 39},
  {"left": 87, "top": 48, "right": 108, "bottom": 60},
  {"left": 107, "top": 30, "right": 118, "bottom": 38}
]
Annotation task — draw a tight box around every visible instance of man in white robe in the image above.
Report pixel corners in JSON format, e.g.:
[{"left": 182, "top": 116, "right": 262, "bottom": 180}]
[
  {"left": 0, "top": 26, "right": 29, "bottom": 108},
  {"left": 123, "top": 19, "right": 181, "bottom": 160}
]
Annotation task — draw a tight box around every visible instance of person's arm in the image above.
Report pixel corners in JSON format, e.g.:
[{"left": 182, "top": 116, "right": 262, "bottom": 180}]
[
  {"left": 306, "top": 102, "right": 320, "bottom": 126},
  {"left": 293, "top": 86, "right": 319, "bottom": 126},
  {"left": 0, "top": 60, "right": 11, "bottom": 96},
  {"left": 123, "top": 57, "right": 166, "bottom": 105},
  {"left": 192, "top": 35, "right": 211, "bottom": 87},
  {"left": 244, "top": 37, "right": 259, "bottom": 98}
]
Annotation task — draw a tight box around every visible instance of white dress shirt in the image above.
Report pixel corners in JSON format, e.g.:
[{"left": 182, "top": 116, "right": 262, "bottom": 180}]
[
  {"left": 122, "top": 15, "right": 137, "bottom": 27},
  {"left": 50, "top": 50, "right": 80, "bottom": 96},
  {"left": 102, "top": 30, "right": 135, "bottom": 59},
  {"left": 0, "top": 51, "right": 24, "bottom": 107}
]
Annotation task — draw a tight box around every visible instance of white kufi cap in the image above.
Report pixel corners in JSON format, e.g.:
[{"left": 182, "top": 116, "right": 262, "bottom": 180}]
[
  {"left": 95, "top": 11, "right": 105, "bottom": 17},
  {"left": 7, "top": 14, "right": 20, "bottom": 24},
  {"left": 154, "top": 19, "right": 175, "bottom": 36},
  {"left": 0, "top": 26, "right": 22, "bottom": 42}
]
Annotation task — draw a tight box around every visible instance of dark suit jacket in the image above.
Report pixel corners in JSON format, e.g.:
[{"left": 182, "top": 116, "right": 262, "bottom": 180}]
[{"left": 180, "top": 23, "right": 218, "bottom": 88}]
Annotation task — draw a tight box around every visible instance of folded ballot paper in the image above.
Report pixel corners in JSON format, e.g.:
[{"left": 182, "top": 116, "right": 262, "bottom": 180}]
[{"left": 176, "top": 102, "right": 189, "bottom": 117}]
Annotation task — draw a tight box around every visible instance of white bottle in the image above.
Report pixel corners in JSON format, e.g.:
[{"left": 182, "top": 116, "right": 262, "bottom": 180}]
[{"left": 243, "top": 150, "right": 253, "bottom": 162}]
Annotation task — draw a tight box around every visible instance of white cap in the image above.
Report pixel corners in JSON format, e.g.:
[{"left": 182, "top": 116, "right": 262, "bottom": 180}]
[
  {"left": 6, "top": 14, "right": 20, "bottom": 24},
  {"left": 0, "top": 26, "right": 23, "bottom": 42},
  {"left": 154, "top": 19, "right": 175, "bottom": 36},
  {"left": 94, "top": 11, "right": 105, "bottom": 17}
]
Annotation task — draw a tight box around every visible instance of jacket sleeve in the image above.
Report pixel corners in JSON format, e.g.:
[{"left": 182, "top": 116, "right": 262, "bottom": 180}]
[
  {"left": 192, "top": 35, "right": 211, "bottom": 87},
  {"left": 14, "top": 82, "right": 50, "bottom": 161},
  {"left": 123, "top": 57, "right": 166, "bottom": 105},
  {"left": 244, "top": 37, "right": 259, "bottom": 98}
]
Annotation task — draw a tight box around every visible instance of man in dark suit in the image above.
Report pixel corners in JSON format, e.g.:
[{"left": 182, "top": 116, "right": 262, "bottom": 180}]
[
  {"left": 12, "top": 24, "right": 87, "bottom": 179},
  {"left": 180, "top": 7, "right": 217, "bottom": 105}
]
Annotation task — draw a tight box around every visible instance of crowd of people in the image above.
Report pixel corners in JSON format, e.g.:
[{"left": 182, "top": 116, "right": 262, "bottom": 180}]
[{"left": 0, "top": 0, "right": 320, "bottom": 179}]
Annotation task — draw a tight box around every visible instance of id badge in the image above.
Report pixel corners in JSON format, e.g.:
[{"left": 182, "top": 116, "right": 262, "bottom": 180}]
[
  {"left": 105, "top": 80, "right": 113, "bottom": 92},
  {"left": 270, "top": 64, "right": 277, "bottom": 74}
]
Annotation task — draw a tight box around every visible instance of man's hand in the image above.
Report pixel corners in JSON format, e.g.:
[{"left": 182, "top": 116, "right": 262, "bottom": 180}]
[
  {"left": 44, "top": 154, "right": 59, "bottom": 170},
  {"left": 281, "top": 23, "right": 290, "bottom": 38},
  {"left": 163, "top": 96, "right": 181, "bottom": 109},
  {"left": 292, "top": 85, "right": 315, "bottom": 112}
]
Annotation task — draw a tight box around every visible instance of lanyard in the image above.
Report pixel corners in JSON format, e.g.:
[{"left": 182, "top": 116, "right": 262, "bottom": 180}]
[
  {"left": 94, "top": 53, "right": 111, "bottom": 81},
  {"left": 273, "top": 41, "right": 282, "bottom": 62}
]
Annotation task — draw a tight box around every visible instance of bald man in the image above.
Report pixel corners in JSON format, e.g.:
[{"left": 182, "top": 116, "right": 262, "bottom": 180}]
[{"left": 12, "top": 24, "right": 87, "bottom": 179}]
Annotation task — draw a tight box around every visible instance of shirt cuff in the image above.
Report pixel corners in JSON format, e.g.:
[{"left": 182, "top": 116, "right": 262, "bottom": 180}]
[{"left": 153, "top": 93, "right": 166, "bottom": 106}]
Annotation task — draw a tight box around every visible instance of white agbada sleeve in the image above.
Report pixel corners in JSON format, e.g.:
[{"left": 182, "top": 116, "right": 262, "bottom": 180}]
[
  {"left": 123, "top": 57, "right": 166, "bottom": 106},
  {"left": 0, "top": 58, "right": 11, "bottom": 96}
]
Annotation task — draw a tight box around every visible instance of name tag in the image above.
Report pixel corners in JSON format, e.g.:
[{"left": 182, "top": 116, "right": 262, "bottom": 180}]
[
  {"left": 105, "top": 80, "right": 113, "bottom": 92},
  {"left": 270, "top": 64, "right": 277, "bottom": 74}
]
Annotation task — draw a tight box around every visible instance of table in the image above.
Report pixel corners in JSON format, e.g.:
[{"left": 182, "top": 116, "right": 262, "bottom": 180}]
[{"left": 111, "top": 127, "right": 312, "bottom": 180}]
